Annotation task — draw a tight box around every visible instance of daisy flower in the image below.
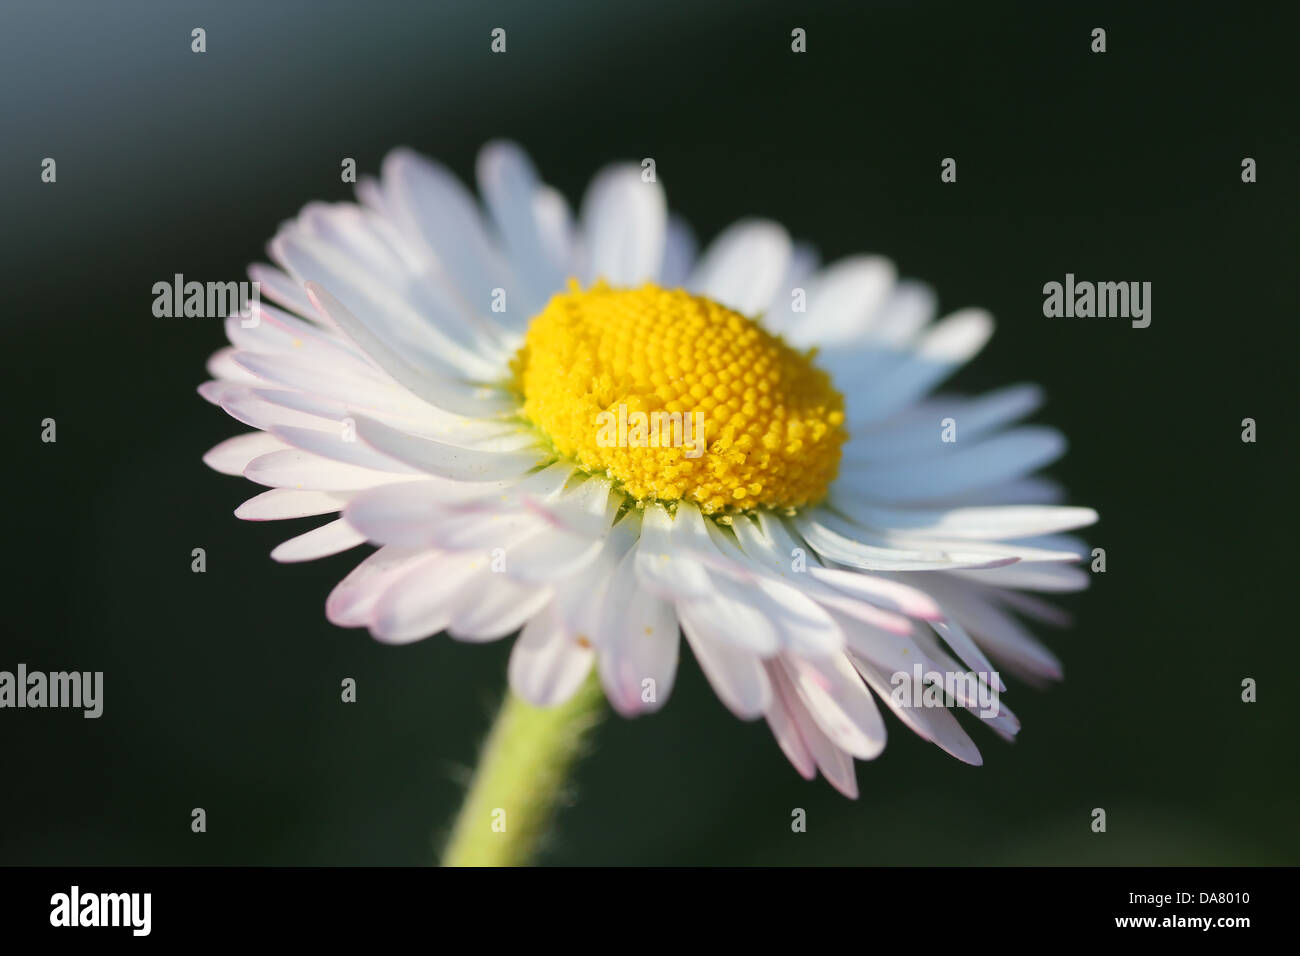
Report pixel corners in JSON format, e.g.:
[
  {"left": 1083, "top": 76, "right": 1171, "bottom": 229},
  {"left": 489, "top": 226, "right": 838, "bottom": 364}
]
[{"left": 201, "top": 142, "right": 1097, "bottom": 808}]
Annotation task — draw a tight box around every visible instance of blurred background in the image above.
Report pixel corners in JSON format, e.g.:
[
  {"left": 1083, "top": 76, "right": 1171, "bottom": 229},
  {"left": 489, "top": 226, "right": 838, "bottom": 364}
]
[{"left": 1, "top": 0, "right": 1294, "bottom": 865}]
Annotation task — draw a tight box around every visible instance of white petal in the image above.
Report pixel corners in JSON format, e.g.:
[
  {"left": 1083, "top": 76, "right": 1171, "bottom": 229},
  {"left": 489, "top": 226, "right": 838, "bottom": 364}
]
[
  {"left": 306, "top": 284, "right": 515, "bottom": 417},
  {"left": 580, "top": 164, "right": 666, "bottom": 285},
  {"left": 477, "top": 141, "right": 575, "bottom": 310},
  {"left": 635, "top": 502, "right": 713, "bottom": 599},
  {"left": 270, "top": 518, "right": 367, "bottom": 563},
  {"left": 836, "top": 426, "right": 1066, "bottom": 503},
  {"left": 231, "top": 348, "right": 437, "bottom": 421},
  {"left": 908, "top": 626, "right": 1010, "bottom": 717},
  {"left": 844, "top": 383, "right": 1044, "bottom": 461},
  {"left": 703, "top": 521, "right": 845, "bottom": 655},
  {"left": 728, "top": 515, "right": 917, "bottom": 635},
  {"left": 507, "top": 604, "right": 594, "bottom": 708},
  {"left": 447, "top": 571, "right": 553, "bottom": 642},
  {"left": 794, "top": 512, "right": 1019, "bottom": 571},
  {"left": 342, "top": 478, "right": 507, "bottom": 546},
  {"left": 926, "top": 580, "right": 1064, "bottom": 682},
  {"left": 426, "top": 508, "right": 544, "bottom": 553},
  {"left": 992, "top": 588, "right": 1074, "bottom": 626},
  {"left": 597, "top": 569, "right": 680, "bottom": 716},
  {"left": 247, "top": 263, "right": 317, "bottom": 318},
  {"left": 369, "top": 551, "right": 483, "bottom": 644},
  {"left": 206, "top": 347, "right": 266, "bottom": 385},
  {"left": 850, "top": 308, "right": 994, "bottom": 425},
  {"left": 769, "top": 664, "right": 858, "bottom": 797},
  {"left": 784, "top": 255, "right": 896, "bottom": 348},
  {"left": 677, "top": 589, "right": 782, "bottom": 655},
  {"left": 828, "top": 503, "right": 1096, "bottom": 541},
  {"left": 501, "top": 526, "right": 607, "bottom": 583},
  {"left": 945, "top": 561, "right": 1091, "bottom": 592},
  {"left": 941, "top": 477, "right": 1065, "bottom": 507},
  {"left": 380, "top": 148, "right": 517, "bottom": 330},
  {"left": 220, "top": 387, "right": 341, "bottom": 432},
  {"left": 271, "top": 424, "right": 423, "bottom": 473},
  {"left": 659, "top": 215, "right": 698, "bottom": 288},
  {"left": 681, "top": 620, "right": 771, "bottom": 720},
  {"left": 854, "top": 279, "right": 936, "bottom": 350},
  {"left": 203, "top": 432, "right": 289, "bottom": 476},
  {"left": 761, "top": 241, "right": 821, "bottom": 335},
  {"left": 223, "top": 303, "right": 356, "bottom": 363},
  {"left": 278, "top": 228, "right": 510, "bottom": 376},
  {"left": 764, "top": 663, "right": 817, "bottom": 779},
  {"left": 326, "top": 545, "right": 428, "bottom": 628},
  {"left": 931, "top": 618, "right": 1004, "bottom": 693},
  {"left": 354, "top": 415, "right": 546, "bottom": 482},
  {"left": 687, "top": 219, "right": 791, "bottom": 317},
  {"left": 244, "top": 448, "right": 414, "bottom": 492},
  {"left": 811, "top": 281, "right": 940, "bottom": 387},
  {"left": 517, "top": 475, "right": 617, "bottom": 539},
  {"left": 236, "top": 488, "right": 349, "bottom": 521},
  {"left": 782, "top": 654, "right": 887, "bottom": 760},
  {"left": 852, "top": 656, "right": 983, "bottom": 766},
  {"left": 833, "top": 610, "right": 939, "bottom": 678},
  {"left": 759, "top": 691, "right": 811, "bottom": 780},
  {"left": 817, "top": 506, "right": 1086, "bottom": 566},
  {"left": 804, "top": 564, "right": 944, "bottom": 620}
]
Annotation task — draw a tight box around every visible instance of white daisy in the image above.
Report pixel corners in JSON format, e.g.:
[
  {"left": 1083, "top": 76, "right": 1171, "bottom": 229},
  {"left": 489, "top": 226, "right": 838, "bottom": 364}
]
[{"left": 201, "top": 142, "right": 1097, "bottom": 797}]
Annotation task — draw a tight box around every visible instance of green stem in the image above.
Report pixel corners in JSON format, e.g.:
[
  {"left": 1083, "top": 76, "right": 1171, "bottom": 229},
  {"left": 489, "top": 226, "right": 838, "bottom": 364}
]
[{"left": 441, "top": 672, "right": 606, "bottom": 866}]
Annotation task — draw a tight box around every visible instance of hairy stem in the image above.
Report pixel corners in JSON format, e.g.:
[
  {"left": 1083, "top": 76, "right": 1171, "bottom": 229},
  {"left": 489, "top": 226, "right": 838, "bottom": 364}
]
[{"left": 441, "top": 673, "right": 605, "bottom": 866}]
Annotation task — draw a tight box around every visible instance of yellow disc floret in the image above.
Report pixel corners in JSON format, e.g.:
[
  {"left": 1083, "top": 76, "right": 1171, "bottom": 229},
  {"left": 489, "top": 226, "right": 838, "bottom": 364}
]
[{"left": 511, "top": 281, "right": 847, "bottom": 514}]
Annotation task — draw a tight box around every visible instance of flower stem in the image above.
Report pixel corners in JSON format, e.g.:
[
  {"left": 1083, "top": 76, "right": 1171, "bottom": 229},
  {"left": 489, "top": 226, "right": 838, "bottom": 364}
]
[{"left": 441, "top": 672, "right": 606, "bottom": 866}]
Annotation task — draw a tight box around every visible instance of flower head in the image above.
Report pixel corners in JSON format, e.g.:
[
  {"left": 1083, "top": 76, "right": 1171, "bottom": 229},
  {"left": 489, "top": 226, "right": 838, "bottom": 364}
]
[{"left": 201, "top": 143, "right": 1098, "bottom": 796}]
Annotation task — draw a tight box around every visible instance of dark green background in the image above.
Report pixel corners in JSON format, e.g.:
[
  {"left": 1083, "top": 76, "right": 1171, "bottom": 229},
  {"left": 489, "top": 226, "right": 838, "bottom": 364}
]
[{"left": 2, "top": 0, "right": 1294, "bottom": 864}]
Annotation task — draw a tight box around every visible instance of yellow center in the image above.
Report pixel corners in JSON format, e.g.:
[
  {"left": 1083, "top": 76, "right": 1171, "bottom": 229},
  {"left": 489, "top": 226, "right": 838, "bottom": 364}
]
[{"left": 511, "top": 281, "right": 847, "bottom": 514}]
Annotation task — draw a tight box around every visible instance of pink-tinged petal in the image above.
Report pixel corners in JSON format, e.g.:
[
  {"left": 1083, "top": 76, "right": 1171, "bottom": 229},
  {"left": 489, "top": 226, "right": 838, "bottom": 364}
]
[
  {"left": 508, "top": 604, "right": 595, "bottom": 708},
  {"left": 852, "top": 656, "right": 984, "bottom": 766},
  {"left": 305, "top": 283, "right": 513, "bottom": 414},
  {"left": 236, "top": 488, "right": 349, "bottom": 521},
  {"left": 325, "top": 546, "right": 426, "bottom": 628},
  {"left": 244, "top": 448, "right": 414, "bottom": 492},
  {"left": 203, "top": 432, "right": 289, "bottom": 476},
  {"left": 769, "top": 664, "right": 859, "bottom": 798},
  {"left": 247, "top": 263, "right": 317, "bottom": 319},
  {"left": 680, "top": 618, "right": 771, "bottom": 719},
  {"left": 368, "top": 551, "right": 481, "bottom": 644},
  {"left": 782, "top": 654, "right": 887, "bottom": 760},
  {"left": 764, "top": 661, "right": 818, "bottom": 780},
  {"left": 806, "top": 565, "right": 944, "bottom": 620},
  {"left": 270, "top": 518, "right": 367, "bottom": 563},
  {"left": 205, "top": 347, "right": 265, "bottom": 386},
  {"left": 446, "top": 572, "right": 553, "bottom": 643}
]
